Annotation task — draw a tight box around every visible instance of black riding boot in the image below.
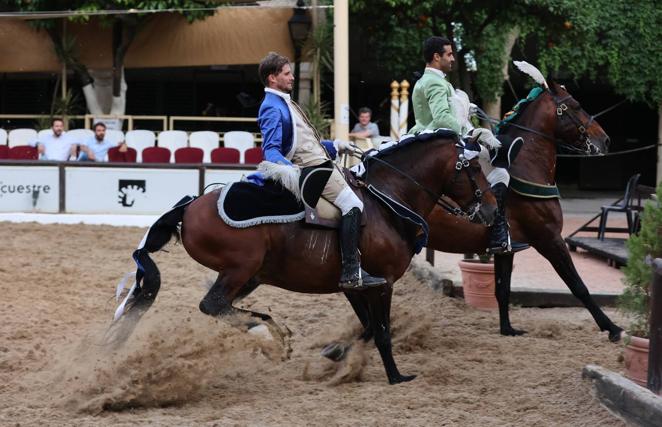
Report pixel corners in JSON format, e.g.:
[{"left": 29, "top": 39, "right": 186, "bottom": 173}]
[
  {"left": 488, "top": 183, "right": 529, "bottom": 254},
  {"left": 339, "top": 207, "right": 387, "bottom": 290}
]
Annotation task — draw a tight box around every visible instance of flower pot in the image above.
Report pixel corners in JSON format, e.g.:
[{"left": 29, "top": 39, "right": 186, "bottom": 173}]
[
  {"left": 458, "top": 259, "right": 497, "bottom": 310},
  {"left": 623, "top": 335, "right": 649, "bottom": 387}
]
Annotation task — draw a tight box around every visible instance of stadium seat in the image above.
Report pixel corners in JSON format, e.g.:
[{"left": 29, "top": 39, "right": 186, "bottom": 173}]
[
  {"left": 8, "top": 128, "right": 37, "bottom": 148},
  {"left": 37, "top": 128, "right": 53, "bottom": 142},
  {"left": 8, "top": 145, "right": 38, "bottom": 160},
  {"left": 0, "top": 128, "right": 7, "bottom": 146},
  {"left": 158, "top": 130, "right": 188, "bottom": 161},
  {"left": 174, "top": 147, "right": 204, "bottom": 163},
  {"left": 210, "top": 147, "right": 240, "bottom": 164},
  {"left": 243, "top": 147, "right": 263, "bottom": 164},
  {"left": 189, "top": 131, "right": 219, "bottom": 163},
  {"left": 66, "top": 128, "right": 94, "bottom": 145},
  {"left": 0, "top": 145, "right": 8, "bottom": 159},
  {"left": 108, "top": 146, "right": 137, "bottom": 163},
  {"left": 125, "top": 130, "right": 156, "bottom": 162},
  {"left": 141, "top": 146, "right": 171, "bottom": 163},
  {"left": 104, "top": 129, "right": 125, "bottom": 146},
  {"left": 223, "top": 131, "right": 255, "bottom": 163}
]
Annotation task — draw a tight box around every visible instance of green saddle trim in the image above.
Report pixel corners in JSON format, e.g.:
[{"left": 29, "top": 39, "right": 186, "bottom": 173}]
[
  {"left": 509, "top": 175, "right": 561, "bottom": 199},
  {"left": 495, "top": 87, "right": 545, "bottom": 135}
]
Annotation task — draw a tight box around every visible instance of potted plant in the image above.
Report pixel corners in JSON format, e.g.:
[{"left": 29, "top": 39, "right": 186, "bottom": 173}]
[
  {"left": 620, "top": 183, "right": 662, "bottom": 386},
  {"left": 458, "top": 252, "right": 497, "bottom": 310}
]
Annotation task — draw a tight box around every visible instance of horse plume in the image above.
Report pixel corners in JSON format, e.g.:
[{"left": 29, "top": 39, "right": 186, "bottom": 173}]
[{"left": 513, "top": 61, "right": 548, "bottom": 89}]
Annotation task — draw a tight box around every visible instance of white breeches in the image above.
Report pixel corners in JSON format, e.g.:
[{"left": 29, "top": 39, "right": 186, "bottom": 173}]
[
  {"left": 478, "top": 146, "right": 510, "bottom": 187},
  {"left": 322, "top": 168, "right": 364, "bottom": 215}
]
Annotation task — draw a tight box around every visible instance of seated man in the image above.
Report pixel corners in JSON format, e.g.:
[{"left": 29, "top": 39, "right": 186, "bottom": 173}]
[
  {"left": 349, "top": 107, "right": 380, "bottom": 140},
  {"left": 34, "top": 118, "right": 77, "bottom": 161},
  {"left": 257, "top": 51, "right": 386, "bottom": 290},
  {"left": 78, "top": 122, "right": 127, "bottom": 161}
]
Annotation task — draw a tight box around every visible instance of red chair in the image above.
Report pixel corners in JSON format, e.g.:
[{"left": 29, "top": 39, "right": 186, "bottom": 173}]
[
  {"left": 211, "top": 147, "right": 240, "bottom": 164},
  {"left": 108, "top": 146, "right": 137, "bottom": 163},
  {"left": 142, "top": 146, "right": 171, "bottom": 163},
  {"left": 174, "top": 147, "right": 204, "bottom": 163},
  {"left": 8, "top": 145, "right": 38, "bottom": 160},
  {"left": 243, "top": 147, "right": 263, "bottom": 164},
  {"left": 0, "top": 145, "right": 8, "bottom": 159}
]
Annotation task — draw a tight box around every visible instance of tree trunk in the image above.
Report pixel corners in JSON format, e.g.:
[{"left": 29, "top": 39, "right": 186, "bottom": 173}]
[{"left": 481, "top": 28, "right": 519, "bottom": 125}]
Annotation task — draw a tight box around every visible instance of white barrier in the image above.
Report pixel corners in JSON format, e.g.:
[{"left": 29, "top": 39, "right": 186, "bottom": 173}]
[
  {"left": 0, "top": 166, "right": 59, "bottom": 213},
  {"left": 65, "top": 167, "right": 199, "bottom": 214},
  {"left": 204, "top": 169, "right": 253, "bottom": 192}
]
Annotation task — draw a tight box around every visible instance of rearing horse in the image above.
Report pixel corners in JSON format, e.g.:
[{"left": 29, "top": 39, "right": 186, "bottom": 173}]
[
  {"left": 426, "top": 79, "right": 623, "bottom": 341},
  {"left": 117, "top": 134, "right": 495, "bottom": 384}
]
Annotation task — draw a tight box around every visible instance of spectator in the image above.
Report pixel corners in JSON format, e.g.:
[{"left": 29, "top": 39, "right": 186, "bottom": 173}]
[
  {"left": 78, "top": 122, "right": 127, "bottom": 162},
  {"left": 349, "top": 107, "right": 380, "bottom": 139},
  {"left": 34, "top": 118, "right": 77, "bottom": 161}
]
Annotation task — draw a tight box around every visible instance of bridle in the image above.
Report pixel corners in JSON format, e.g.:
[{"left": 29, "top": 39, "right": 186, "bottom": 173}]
[{"left": 360, "top": 140, "right": 490, "bottom": 223}]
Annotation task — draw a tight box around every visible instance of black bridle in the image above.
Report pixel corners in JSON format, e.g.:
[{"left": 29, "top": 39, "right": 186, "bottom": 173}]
[{"left": 359, "top": 141, "right": 489, "bottom": 223}]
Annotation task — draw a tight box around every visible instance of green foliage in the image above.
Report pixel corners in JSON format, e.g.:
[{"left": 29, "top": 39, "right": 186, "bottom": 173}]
[
  {"left": 620, "top": 183, "right": 662, "bottom": 337},
  {"left": 302, "top": 98, "right": 331, "bottom": 140}
]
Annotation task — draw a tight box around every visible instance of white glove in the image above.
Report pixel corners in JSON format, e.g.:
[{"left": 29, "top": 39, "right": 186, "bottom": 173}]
[
  {"left": 472, "top": 128, "right": 501, "bottom": 150},
  {"left": 333, "top": 139, "right": 355, "bottom": 154},
  {"left": 469, "top": 103, "right": 479, "bottom": 116}
]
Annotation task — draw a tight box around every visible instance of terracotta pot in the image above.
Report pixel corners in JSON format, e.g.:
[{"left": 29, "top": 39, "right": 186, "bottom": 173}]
[
  {"left": 623, "top": 335, "right": 649, "bottom": 387},
  {"left": 458, "top": 260, "right": 497, "bottom": 310}
]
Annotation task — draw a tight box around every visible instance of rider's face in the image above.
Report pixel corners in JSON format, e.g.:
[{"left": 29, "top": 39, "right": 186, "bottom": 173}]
[
  {"left": 269, "top": 63, "right": 295, "bottom": 94},
  {"left": 437, "top": 45, "right": 455, "bottom": 74}
]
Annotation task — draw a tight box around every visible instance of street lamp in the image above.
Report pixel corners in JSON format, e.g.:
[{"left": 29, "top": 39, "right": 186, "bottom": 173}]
[{"left": 288, "top": 0, "right": 311, "bottom": 102}]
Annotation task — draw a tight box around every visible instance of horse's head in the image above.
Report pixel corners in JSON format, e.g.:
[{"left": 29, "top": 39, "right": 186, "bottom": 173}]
[
  {"left": 440, "top": 147, "right": 497, "bottom": 226},
  {"left": 546, "top": 81, "right": 610, "bottom": 155}
]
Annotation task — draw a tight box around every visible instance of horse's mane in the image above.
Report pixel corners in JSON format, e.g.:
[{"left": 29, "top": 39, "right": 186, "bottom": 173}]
[
  {"left": 366, "top": 128, "right": 458, "bottom": 160},
  {"left": 495, "top": 87, "right": 545, "bottom": 134}
]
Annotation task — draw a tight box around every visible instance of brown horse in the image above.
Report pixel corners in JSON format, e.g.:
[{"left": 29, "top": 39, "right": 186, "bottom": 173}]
[
  {"left": 426, "top": 80, "right": 623, "bottom": 341},
  {"left": 118, "top": 134, "right": 495, "bottom": 384}
]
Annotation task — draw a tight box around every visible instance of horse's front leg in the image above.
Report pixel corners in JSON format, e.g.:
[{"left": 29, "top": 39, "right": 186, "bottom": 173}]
[
  {"left": 360, "top": 283, "right": 416, "bottom": 385},
  {"left": 494, "top": 253, "right": 527, "bottom": 336},
  {"left": 321, "top": 291, "right": 373, "bottom": 362},
  {"left": 534, "top": 235, "right": 623, "bottom": 342}
]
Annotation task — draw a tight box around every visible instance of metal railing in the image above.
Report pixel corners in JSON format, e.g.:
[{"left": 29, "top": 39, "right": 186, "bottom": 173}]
[{"left": 84, "top": 114, "right": 168, "bottom": 131}]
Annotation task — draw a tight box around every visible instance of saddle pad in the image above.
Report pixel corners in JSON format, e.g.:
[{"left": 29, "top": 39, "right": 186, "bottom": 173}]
[
  {"left": 489, "top": 135, "right": 524, "bottom": 168},
  {"left": 218, "top": 180, "right": 304, "bottom": 228}
]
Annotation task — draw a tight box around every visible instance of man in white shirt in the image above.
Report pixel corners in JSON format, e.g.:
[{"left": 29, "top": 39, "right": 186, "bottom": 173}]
[
  {"left": 78, "top": 122, "right": 127, "bottom": 161},
  {"left": 35, "top": 118, "right": 77, "bottom": 161}
]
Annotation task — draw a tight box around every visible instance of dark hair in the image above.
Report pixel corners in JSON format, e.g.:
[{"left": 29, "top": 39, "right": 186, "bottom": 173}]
[
  {"left": 51, "top": 117, "right": 64, "bottom": 126},
  {"left": 258, "top": 52, "right": 291, "bottom": 87},
  {"left": 423, "top": 36, "right": 452, "bottom": 63},
  {"left": 93, "top": 122, "right": 107, "bottom": 130},
  {"left": 358, "top": 107, "right": 372, "bottom": 116}
]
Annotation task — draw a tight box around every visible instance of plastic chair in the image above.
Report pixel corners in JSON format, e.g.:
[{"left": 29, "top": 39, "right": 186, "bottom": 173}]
[
  {"left": 0, "top": 128, "right": 7, "bottom": 146},
  {"left": 223, "top": 131, "right": 255, "bottom": 163},
  {"left": 189, "top": 131, "right": 219, "bottom": 163},
  {"left": 158, "top": 130, "right": 188, "bottom": 161},
  {"left": 141, "top": 146, "right": 171, "bottom": 163},
  {"left": 8, "top": 128, "right": 37, "bottom": 148},
  {"left": 66, "top": 128, "right": 94, "bottom": 145},
  {"left": 210, "top": 147, "right": 240, "bottom": 164},
  {"left": 598, "top": 173, "right": 641, "bottom": 240},
  {"left": 0, "top": 145, "right": 8, "bottom": 159},
  {"left": 125, "top": 130, "right": 156, "bottom": 162},
  {"left": 108, "top": 146, "right": 137, "bottom": 163},
  {"left": 37, "top": 128, "right": 53, "bottom": 142},
  {"left": 175, "top": 147, "right": 204, "bottom": 163},
  {"left": 243, "top": 147, "right": 263, "bottom": 164},
  {"left": 8, "top": 145, "right": 38, "bottom": 160},
  {"left": 105, "top": 129, "right": 125, "bottom": 145}
]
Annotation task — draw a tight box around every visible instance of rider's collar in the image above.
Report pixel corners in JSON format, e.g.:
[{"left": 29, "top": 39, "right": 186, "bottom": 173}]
[
  {"left": 264, "top": 88, "right": 291, "bottom": 101},
  {"left": 425, "top": 67, "right": 446, "bottom": 79}
]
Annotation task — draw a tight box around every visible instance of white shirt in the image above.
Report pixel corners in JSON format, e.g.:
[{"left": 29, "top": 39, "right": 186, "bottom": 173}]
[
  {"left": 37, "top": 132, "right": 74, "bottom": 161},
  {"left": 425, "top": 67, "right": 446, "bottom": 79}
]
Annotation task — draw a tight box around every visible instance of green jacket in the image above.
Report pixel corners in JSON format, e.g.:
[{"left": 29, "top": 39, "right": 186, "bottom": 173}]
[{"left": 408, "top": 68, "right": 463, "bottom": 135}]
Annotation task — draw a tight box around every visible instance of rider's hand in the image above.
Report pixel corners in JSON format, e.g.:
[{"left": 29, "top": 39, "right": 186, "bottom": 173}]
[
  {"left": 469, "top": 103, "right": 479, "bottom": 116},
  {"left": 473, "top": 128, "right": 501, "bottom": 150},
  {"left": 333, "top": 139, "right": 355, "bottom": 154}
]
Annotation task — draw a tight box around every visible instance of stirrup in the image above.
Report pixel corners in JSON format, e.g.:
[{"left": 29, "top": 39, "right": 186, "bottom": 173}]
[{"left": 340, "top": 269, "right": 387, "bottom": 290}]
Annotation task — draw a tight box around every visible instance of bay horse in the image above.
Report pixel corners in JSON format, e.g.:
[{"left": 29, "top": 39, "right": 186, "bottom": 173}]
[
  {"left": 117, "top": 134, "right": 495, "bottom": 384},
  {"left": 426, "top": 80, "right": 623, "bottom": 341}
]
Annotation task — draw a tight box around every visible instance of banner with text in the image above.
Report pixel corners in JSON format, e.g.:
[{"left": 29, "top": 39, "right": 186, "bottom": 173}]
[{"left": 0, "top": 166, "right": 59, "bottom": 212}]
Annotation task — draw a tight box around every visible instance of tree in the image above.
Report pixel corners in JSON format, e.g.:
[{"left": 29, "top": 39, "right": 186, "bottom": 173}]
[{"left": 9, "top": 1, "right": 221, "bottom": 118}]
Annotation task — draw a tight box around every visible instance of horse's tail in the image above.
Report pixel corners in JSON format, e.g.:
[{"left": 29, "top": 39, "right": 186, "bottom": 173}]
[{"left": 132, "top": 195, "right": 196, "bottom": 301}]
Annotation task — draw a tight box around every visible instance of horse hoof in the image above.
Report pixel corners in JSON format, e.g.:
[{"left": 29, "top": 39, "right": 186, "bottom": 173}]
[
  {"left": 501, "top": 327, "right": 527, "bottom": 336},
  {"left": 609, "top": 328, "right": 624, "bottom": 343},
  {"left": 389, "top": 374, "right": 417, "bottom": 385},
  {"left": 321, "top": 342, "right": 349, "bottom": 362}
]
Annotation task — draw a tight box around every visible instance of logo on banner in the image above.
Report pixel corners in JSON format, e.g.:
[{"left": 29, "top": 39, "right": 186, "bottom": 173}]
[{"left": 118, "top": 179, "right": 146, "bottom": 207}]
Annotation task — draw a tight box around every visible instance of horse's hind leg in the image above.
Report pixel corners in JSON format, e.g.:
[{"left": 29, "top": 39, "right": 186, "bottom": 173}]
[
  {"left": 494, "top": 253, "right": 526, "bottom": 336},
  {"left": 361, "top": 283, "right": 416, "bottom": 385},
  {"left": 534, "top": 236, "right": 623, "bottom": 342},
  {"left": 199, "top": 271, "right": 253, "bottom": 316}
]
